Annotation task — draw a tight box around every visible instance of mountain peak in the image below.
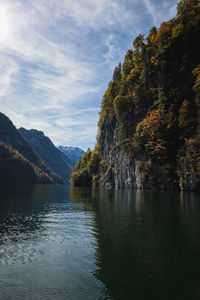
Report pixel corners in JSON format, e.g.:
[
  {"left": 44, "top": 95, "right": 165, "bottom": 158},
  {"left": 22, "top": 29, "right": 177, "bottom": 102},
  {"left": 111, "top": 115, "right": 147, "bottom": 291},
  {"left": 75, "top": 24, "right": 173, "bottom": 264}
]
[
  {"left": 19, "top": 128, "right": 44, "bottom": 136},
  {"left": 58, "top": 145, "right": 84, "bottom": 164}
]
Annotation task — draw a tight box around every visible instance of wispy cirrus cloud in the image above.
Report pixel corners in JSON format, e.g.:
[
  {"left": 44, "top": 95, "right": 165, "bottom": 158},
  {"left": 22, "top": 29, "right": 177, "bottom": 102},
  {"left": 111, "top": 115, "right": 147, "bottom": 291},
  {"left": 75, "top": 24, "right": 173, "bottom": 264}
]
[
  {"left": 0, "top": 55, "right": 18, "bottom": 97},
  {"left": 0, "top": 0, "right": 179, "bottom": 150},
  {"left": 142, "top": 0, "right": 179, "bottom": 26}
]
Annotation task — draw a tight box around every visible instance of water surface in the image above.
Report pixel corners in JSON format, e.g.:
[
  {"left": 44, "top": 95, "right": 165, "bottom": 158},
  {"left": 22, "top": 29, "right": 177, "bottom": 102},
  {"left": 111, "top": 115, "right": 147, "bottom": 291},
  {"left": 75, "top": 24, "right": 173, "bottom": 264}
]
[{"left": 0, "top": 185, "right": 200, "bottom": 299}]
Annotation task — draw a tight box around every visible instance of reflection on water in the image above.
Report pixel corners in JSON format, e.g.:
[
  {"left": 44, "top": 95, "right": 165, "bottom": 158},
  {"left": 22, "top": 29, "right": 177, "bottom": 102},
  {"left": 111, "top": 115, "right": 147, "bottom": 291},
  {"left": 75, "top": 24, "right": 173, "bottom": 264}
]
[
  {"left": 71, "top": 188, "right": 200, "bottom": 300},
  {"left": 0, "top": 185, "right": 106, "bottom": 300},
  {"left": 0, "top": 185, "right": 200, "bottom": 299}
]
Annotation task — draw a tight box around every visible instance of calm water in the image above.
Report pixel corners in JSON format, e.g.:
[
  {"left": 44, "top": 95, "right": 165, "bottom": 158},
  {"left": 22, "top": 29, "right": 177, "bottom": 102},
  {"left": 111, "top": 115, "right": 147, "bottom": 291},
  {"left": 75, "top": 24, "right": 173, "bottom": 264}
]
[{"left": 0, "top": 185, "right": 200, "bottom": 300}]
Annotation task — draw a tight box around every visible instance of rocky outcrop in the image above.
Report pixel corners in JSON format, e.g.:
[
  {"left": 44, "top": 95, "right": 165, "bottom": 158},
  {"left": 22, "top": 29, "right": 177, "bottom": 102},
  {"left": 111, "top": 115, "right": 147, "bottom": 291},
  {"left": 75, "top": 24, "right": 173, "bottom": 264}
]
[
  {"left": 71, "top": 1, "right": 200, "bottom": 191},
  {"left": 98, "top": 116, "right": 177, "bottom": 190},
  {"left": 98, "top": 117, "right": 136, "bottom": 188}
]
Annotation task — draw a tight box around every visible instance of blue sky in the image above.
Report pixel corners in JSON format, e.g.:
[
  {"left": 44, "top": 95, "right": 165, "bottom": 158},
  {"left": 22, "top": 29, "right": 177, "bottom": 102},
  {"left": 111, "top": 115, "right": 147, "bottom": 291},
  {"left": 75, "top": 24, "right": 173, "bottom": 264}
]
[{"left": 0, "top": 0, "right": 179, "bottom": 150}]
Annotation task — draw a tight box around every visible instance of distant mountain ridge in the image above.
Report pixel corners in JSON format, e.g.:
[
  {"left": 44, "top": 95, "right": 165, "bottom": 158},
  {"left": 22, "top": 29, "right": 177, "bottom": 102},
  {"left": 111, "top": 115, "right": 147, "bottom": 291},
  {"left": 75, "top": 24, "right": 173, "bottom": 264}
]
[
  {"left": 19, "top": 128, "right": 72, "bottom": 183},
  {"left": 0, "top": 112, "right": 62, "bottom": 184},
  {"left": 58, "top": 146, "right": 84, "bottom": 164},
  {"left": 0, "top": 112, "right": 85, "bottom": 185}
]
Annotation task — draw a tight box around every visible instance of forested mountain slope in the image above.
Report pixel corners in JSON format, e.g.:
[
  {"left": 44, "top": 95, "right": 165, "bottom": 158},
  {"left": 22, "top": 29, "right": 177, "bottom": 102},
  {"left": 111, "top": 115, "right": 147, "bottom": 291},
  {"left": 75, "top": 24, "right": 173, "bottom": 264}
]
[
  {"left": 0, "top": 142, "right": 53, "bottom": 184},
  {"left": 71, "top": 0, "right": 200, "bottom": 190},
  {"left": 0, "top": 113, "right": 63, "bottom": 184},
  {"left": 19, "top": 128, "right": 72, "bottom": 183}
]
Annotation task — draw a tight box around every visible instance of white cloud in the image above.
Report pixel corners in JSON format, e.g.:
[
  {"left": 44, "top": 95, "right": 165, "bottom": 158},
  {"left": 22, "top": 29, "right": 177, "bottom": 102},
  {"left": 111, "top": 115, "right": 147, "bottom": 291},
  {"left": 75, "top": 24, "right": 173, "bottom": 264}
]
[
  {"left": 30, "top": 0, "right": 135, "bottom": 31},
  {"left": 0, "top": 0, "right": 179, "bottom": 149},
  {"left": 0, "top": 54, "right": 18, "bottom": 97},
  {"left": 142, "top": 0, "right": 179, "bottom": 26}
]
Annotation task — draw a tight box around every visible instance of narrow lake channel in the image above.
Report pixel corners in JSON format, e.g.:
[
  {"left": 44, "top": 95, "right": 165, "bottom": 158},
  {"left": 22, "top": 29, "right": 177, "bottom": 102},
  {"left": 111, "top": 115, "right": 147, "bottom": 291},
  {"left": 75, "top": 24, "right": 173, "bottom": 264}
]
[{"left": 0, "top": 185, "right": 200, "bottom": 300}]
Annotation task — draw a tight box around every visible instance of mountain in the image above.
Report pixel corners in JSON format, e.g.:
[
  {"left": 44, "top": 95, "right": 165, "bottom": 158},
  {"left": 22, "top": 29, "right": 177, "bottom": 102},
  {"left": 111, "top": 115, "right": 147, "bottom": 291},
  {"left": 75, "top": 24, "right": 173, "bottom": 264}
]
[
  {"left": 0, "top": 142, "right": 53, "bottom": 184},
  {"left": 58, "top": 146, "right": 84, "bottom": 165},
  {"left": 0, "top": 112, "right": 62, "bottom": 184},
  {"left": 71, "top": 0, "right": 200, "bottom": 191},
  {"left": 19, "top": 128, "right": 72, "bottom": 183}
]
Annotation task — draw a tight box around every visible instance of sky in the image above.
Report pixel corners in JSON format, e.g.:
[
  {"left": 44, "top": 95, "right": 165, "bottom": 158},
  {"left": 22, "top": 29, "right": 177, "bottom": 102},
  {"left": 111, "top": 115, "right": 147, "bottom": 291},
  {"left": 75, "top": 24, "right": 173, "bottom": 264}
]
[{"left": 0, "top": 0, "right": 179, "bottom": 150}]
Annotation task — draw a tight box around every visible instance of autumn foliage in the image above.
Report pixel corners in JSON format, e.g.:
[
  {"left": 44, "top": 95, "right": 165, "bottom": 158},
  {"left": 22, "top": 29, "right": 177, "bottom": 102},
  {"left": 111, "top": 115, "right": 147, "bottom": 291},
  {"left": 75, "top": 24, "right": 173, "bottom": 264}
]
[{"left": 71, "top": 0, "right": 200, "bottom": 190}]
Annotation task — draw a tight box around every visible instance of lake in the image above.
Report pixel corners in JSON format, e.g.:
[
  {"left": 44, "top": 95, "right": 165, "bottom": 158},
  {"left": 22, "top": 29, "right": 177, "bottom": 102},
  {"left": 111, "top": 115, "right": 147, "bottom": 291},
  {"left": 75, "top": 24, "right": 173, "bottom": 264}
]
[{"left": 0, "top": 185, "right": 200, "bottom": 300}]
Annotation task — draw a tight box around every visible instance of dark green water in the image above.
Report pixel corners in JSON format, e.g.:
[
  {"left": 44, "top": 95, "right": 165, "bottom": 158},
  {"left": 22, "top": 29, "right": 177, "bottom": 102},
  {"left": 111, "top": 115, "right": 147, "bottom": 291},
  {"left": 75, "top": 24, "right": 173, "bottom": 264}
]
[{"left": 0, "top": 185, "right": 200, "bottom": 300}]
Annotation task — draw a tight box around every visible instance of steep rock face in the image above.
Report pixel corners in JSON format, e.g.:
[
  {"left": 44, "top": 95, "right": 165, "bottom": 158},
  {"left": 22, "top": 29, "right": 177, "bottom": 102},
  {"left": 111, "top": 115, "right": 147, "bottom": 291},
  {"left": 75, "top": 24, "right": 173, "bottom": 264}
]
[
  {"left": 98, "top": 117, "right": 136, "bottom": 188},
  {"left": 19, "top": 128, "right": 72, "bottom": 183},
  {"left": 98, "top": 116, "right": 175, "bottom": 190},
  {"left": 71, "top": 1, "right": 200, "bottom": 191}
]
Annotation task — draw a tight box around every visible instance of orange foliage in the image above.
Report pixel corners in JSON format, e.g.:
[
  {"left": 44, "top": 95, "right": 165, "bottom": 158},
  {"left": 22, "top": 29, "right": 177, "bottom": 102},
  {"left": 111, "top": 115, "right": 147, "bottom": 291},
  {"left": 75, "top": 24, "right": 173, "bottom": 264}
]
[
  {"left": 145, "top": 109, "right": 162, "bottom": 135},
  {"left": 193, "top": 65, "right": 200, "bottom": 93}
]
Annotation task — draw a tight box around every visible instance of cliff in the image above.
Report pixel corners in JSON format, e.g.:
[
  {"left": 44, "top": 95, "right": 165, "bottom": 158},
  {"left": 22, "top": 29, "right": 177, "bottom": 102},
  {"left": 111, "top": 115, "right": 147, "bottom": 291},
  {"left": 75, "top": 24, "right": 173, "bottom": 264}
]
[{"left": 71, "top": 0, "right": 200, "bottom": 191}]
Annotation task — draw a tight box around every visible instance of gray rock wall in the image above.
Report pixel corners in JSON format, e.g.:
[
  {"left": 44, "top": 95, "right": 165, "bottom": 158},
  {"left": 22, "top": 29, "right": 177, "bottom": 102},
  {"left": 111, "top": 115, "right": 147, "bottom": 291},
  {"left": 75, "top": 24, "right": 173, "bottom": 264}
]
[{"left": 98, "top": 116, "right": 180, "bottom": 190}]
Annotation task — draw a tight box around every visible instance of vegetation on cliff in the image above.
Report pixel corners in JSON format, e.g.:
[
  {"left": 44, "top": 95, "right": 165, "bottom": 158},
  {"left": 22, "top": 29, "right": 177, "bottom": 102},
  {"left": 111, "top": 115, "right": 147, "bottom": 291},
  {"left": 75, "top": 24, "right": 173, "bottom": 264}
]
[
  {"left": 71, "top": 146, "right": 102, "bottom": 187},
  {"left": 71, "top": 0, "right": 200, "bottom": 190}
]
